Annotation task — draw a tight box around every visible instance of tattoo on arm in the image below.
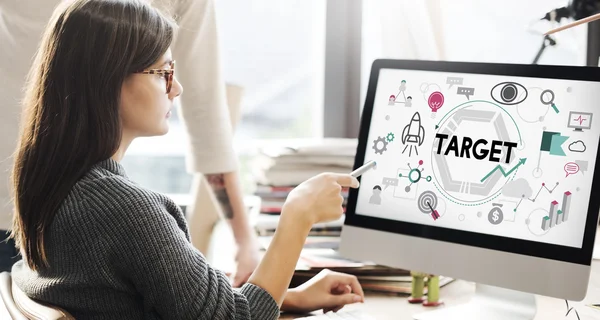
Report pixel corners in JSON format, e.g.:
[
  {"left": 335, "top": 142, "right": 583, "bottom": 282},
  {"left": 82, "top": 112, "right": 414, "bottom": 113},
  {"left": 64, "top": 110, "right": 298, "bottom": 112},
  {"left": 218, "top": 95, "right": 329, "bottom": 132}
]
[{"left": 206, "top": 173, "right": 234, "bottom": 219}]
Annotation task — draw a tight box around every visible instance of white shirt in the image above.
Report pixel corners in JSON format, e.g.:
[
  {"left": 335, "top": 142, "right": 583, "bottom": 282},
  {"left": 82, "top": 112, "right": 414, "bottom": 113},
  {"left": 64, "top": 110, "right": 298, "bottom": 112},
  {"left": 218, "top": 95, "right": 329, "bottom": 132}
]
[{"left": 0, "top": 0, "right": 236, "bottom": 230}]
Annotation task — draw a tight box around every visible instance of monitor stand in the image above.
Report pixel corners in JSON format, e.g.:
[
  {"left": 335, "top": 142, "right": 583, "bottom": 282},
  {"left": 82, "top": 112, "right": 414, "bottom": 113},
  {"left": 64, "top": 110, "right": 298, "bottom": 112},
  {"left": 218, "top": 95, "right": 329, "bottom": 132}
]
[{"left": 413, "top": 284, "right": 536, "bottom": 320}]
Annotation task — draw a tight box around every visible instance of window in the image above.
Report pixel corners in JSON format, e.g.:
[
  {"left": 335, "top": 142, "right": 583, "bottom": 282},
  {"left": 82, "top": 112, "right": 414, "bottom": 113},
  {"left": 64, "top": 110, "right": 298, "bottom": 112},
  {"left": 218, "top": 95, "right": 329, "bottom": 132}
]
[
  {"left": 217, "top": 0, "right": 326, "bottom": 143},
  {"left": 121, "top": 1, "right": 326, "bottom": 195},
  {"left": 360, "top": 0, "right": 588, "bottom": 105}
]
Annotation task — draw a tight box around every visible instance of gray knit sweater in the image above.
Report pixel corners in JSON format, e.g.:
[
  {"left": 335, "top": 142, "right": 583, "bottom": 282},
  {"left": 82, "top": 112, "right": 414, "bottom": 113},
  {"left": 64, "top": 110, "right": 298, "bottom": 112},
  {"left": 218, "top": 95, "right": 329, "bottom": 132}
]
[{"left": 11, "top": 159, "right": 280, "bottom": 319}]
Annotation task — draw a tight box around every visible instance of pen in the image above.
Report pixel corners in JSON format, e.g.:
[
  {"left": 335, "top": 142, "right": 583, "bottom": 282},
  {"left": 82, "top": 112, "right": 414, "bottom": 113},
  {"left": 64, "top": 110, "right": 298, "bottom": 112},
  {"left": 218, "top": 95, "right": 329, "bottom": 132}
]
[
  {"left": 545, "top": 12, "right": 600, "bottom": 35},
  {"left": 350, "top": 160, "right": 377, "bottom": 178}
]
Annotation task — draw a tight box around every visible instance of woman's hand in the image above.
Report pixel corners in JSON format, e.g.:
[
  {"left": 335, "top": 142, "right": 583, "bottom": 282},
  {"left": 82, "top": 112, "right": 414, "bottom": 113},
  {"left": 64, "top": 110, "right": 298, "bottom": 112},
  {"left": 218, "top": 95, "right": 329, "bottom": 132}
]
[
  {"left": 282, "top": 269, "right": 365, "bottom": 314},
  {"left": 283, "top": 173, "right": 359, "bottom": 227}
]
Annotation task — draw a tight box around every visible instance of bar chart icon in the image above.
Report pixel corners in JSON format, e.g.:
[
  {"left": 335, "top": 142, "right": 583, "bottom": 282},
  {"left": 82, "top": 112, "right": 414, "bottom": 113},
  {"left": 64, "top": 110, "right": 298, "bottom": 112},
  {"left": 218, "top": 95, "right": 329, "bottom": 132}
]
[
  {"left": 541, "top": 216, "right": 550, "bottom": 231},
  {"left": 562, "top": 191, "right": 571, "bottom": 222},
  {"left": 541, "top": 191, "right": 572, "bottom": 231},
  {"left": 556, "top": 210, "right": 563, "bottom": 225}
]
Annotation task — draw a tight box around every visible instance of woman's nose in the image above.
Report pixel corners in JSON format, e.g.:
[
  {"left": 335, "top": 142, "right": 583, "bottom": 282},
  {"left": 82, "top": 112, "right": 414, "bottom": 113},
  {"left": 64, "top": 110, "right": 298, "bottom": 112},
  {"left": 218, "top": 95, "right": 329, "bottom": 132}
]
[{"left": 169, "top": 77, "right": 183, "bottom": 99}]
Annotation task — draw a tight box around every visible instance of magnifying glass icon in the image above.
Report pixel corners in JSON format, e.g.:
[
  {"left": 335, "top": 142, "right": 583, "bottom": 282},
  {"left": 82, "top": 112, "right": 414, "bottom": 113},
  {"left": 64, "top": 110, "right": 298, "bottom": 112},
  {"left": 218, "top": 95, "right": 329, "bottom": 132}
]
[{"left": 540, "top": 89, "right": 559, "bottom": 114}]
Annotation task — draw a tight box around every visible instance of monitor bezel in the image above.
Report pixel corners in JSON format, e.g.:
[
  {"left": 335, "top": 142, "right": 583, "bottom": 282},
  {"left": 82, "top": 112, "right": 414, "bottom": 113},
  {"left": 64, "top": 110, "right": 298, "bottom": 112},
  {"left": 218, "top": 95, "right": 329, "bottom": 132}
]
[{"left": 345, "top": 59, "right": 600, "bottom": 266}]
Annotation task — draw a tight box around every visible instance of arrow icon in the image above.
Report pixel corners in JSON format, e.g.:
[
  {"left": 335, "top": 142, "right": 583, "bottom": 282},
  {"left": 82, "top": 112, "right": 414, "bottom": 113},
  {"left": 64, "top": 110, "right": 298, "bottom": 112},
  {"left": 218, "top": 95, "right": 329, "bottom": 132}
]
[
  {"left": 480, "top": 158, "right": 527, "bottom": 182},
  {"left": 427, "top": 202, "right": 440, "bottom": 221}
]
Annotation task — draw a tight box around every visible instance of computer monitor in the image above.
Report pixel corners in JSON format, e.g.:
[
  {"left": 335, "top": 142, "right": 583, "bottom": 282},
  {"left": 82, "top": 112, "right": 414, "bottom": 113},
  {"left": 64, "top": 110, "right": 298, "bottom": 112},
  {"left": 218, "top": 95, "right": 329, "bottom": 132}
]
[{"left": 339, "top": 59, "right": 600, "bottom": 320}]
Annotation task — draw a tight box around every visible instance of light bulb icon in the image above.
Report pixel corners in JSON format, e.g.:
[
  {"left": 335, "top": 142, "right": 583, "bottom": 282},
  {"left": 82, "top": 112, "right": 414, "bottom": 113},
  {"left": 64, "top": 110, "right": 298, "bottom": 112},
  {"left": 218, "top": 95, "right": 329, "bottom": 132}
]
[{"left": 428, "top": 91, "right": 444, "bottom": 118}]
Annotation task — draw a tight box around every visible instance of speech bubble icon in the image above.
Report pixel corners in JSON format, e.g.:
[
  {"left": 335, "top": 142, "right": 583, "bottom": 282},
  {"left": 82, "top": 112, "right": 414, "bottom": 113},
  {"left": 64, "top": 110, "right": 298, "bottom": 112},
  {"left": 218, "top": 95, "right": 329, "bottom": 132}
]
[
  {"left": 457, "top": 87, "right": 475, "bottom": 100},
  {"left": 446, "top": 77, "right": 463, "bottom": 89},
  {"left": 382, "top": 177, "right": 399, "bottom": 190},
  {"left": 575, "top": 160, "right": 588, "bottom": 175},
  {"left": 564, "top": 162, "right": 580, "bottom": 177}
]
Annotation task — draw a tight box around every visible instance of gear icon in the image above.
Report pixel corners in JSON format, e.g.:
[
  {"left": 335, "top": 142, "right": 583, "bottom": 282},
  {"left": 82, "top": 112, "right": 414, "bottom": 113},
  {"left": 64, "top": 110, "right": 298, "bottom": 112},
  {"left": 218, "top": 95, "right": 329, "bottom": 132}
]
[
  {"left": 386, "top": 132, "right": 395, "bottom": 142},
  {"left": 372, "top": 136, "right": 388, "bottom": 155}
]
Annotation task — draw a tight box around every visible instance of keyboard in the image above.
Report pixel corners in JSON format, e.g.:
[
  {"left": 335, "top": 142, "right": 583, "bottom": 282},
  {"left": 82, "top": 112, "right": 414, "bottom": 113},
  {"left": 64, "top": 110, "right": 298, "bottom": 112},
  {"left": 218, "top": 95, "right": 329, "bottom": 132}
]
[{"left": 296, "top": 310, "right": 376, "bottom": 319}]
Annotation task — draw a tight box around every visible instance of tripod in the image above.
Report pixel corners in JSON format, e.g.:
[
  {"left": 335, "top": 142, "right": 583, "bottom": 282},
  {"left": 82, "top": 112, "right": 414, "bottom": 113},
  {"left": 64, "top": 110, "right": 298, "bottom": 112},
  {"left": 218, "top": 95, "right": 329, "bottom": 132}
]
[{"left": 531, "top": 35, "right": 557, "bottom": 64}]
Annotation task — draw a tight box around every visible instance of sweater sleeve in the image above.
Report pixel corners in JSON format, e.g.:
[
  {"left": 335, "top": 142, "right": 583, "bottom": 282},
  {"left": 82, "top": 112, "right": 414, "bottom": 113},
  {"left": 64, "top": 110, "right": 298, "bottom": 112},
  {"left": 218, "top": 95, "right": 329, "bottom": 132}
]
[{"left": 87, "top": 177, "right": 279, "bottom": 319}]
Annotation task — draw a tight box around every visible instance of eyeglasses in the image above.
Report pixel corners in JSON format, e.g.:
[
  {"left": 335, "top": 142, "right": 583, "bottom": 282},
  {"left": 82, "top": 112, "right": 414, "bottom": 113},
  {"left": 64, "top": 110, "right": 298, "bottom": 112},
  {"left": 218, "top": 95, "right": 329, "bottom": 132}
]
[{"left": 136, "top": 60, "right": 175, "bottom": 94}]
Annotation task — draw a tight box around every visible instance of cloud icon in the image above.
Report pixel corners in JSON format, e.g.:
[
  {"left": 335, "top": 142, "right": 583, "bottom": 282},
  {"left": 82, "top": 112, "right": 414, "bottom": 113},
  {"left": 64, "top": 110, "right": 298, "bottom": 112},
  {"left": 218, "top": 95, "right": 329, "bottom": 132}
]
[
  {"left": 502, "top": 178, "right": 533, "bottom": 198},
  {"left": 569, "top": 140, "right": 586, "bottom": 153}
]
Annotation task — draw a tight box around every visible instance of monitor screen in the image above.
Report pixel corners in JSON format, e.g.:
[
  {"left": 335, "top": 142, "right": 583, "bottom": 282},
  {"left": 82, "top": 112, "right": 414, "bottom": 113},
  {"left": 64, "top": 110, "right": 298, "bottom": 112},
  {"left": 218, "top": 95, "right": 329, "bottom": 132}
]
[{"left": 354, "top": 66, "right": 600, "bottom": 250}]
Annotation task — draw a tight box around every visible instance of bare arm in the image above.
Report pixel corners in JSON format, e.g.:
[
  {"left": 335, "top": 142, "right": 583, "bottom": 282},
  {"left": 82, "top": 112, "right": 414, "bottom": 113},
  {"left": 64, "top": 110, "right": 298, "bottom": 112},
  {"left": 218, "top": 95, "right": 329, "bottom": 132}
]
[
  {"left": 247, "top": 173, "right": 359, "bottom": 307},
  {"left": 206, "top": 170, "right": 260, "bottom": 287},
  {"left": 248, "top": 209, "right": 311, "bottom": 307},
  {"left": 205, "top": 171, "right": 255, "bottom": 244},
  {"left": 204, "top": 172, "right": 311, "bottom": 306}
]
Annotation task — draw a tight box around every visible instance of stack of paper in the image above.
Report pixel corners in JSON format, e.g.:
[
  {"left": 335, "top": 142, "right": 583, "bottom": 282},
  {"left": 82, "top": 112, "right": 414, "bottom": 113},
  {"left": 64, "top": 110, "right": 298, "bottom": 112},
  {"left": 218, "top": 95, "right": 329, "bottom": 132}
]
[
  {"left": 249, "top": 138, "right": 357, "bottom": 217},
  {"left": 251, "top": 138, "right": 357, "bottom": 187},
  {"left": 254, "top": 214, "right": 345, "bottom": 236}
]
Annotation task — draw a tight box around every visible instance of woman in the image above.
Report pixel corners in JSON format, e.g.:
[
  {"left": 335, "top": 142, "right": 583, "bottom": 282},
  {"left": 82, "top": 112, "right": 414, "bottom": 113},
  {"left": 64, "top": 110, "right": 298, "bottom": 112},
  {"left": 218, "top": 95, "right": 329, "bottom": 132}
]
[{"left": 9, "top": 0, "right": 364, "bottom": 319}]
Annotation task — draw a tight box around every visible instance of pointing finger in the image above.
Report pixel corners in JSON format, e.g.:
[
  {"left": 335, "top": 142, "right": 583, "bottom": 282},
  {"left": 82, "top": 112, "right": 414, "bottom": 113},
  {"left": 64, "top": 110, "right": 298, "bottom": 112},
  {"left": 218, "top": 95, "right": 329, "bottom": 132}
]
[{"left": 330, "top": 173, "right": 360, "bottom": 188}]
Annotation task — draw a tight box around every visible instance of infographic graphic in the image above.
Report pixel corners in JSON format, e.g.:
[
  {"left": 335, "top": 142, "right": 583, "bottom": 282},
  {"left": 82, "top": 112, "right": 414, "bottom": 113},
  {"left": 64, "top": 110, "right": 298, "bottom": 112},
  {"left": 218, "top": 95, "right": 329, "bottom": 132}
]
[
  {"left": 398, "top": 160, "right": 431, "bottom": 192},
  {"left": 490, "top": 82, "right": 528, "bottom": 105},
  {"left": 355, "top": 68, "right": 599, "bottom": 249},
  {"left": 427, "top": 91, "right": 445, "bottom": 118},
  {"left": 401, "top": 112, "right": 425, "bottom": 156},
  {"left": 515, "top": 87, "right": 553, "bottom": 123},
  {"left": 388, "top": 80, "right": 412, "bottom": 107},
  {"left": 567, "top": 111, "right": 593, "bottom": 132},
  {"left": 431, "top": 101, "right": 521, "bottom": 204}
]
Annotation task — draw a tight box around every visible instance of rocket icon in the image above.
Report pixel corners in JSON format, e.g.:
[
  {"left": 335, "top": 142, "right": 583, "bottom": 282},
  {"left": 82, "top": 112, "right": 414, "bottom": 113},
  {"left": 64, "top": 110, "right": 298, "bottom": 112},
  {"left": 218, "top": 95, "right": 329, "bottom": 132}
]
[{"left": 402, "top": 112, "right": 425, "bottom": 146}]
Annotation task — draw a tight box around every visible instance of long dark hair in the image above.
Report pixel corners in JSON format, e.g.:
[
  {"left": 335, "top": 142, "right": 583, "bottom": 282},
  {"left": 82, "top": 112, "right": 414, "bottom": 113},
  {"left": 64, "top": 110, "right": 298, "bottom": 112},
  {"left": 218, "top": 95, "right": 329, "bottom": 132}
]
[{"left": 10, "top": 0, "right": 175, "bottom": 271}]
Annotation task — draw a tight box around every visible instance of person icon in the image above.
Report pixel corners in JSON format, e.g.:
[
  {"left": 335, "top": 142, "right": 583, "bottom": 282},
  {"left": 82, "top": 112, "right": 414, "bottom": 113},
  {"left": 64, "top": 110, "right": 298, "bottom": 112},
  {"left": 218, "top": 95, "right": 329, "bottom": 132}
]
[
  {"left": 405, "top": 96, "right": 412, "bottom": 108},
  {"left": 369, "top": 185, "right": 382, "bottom": 205},
  {"left": 399, "top": 80, "right": 407, "bottom": 93},
  {"left": 388, "top": 95, "right": 396, "bottom": 105}
]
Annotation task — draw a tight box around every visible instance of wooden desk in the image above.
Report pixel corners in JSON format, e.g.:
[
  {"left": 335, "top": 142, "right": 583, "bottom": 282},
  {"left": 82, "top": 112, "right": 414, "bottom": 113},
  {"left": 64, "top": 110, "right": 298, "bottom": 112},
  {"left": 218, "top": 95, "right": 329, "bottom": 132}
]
[{"left": 280, "top": 260, "right": 600, "bottom": 319}]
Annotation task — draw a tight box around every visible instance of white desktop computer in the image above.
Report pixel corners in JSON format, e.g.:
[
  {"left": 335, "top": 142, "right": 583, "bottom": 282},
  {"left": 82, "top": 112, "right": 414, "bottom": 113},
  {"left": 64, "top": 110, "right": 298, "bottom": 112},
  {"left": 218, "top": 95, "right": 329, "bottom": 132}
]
[{"left": 339, "top": 60, "right": 600, "bottom": 319}]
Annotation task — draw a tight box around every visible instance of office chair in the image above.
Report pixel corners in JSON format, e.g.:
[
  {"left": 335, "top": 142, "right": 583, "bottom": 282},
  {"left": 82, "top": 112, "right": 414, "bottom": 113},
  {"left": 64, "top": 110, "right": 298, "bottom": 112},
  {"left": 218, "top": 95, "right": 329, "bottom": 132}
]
[{"left": 0, "top": 272, "right": 74, "bottom": 320}]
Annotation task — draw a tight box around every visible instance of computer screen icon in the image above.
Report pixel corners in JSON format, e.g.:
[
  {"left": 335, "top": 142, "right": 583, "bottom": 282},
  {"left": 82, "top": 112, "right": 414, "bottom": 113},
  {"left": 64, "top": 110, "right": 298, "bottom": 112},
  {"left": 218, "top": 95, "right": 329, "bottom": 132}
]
[
  {"left": 567, "top": 111, "right": 593, "bottom": 131},
  {"left": 340, "top": 59, "right": 600, "bottom": 320}
]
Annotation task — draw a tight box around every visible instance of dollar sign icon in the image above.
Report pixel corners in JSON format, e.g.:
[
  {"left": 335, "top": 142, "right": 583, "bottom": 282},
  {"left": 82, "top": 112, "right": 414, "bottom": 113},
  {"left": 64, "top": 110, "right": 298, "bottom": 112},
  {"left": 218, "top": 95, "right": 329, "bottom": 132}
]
[{"left": 488, "top": 204, "right": 504, "bottom": 225}]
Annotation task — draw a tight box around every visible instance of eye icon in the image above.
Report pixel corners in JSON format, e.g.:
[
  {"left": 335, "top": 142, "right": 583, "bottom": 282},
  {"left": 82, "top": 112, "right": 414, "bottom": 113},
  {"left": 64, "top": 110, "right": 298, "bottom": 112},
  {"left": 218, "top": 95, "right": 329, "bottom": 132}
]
[{"left": 491, "top": 82, "right": 527, "bottom": 105}]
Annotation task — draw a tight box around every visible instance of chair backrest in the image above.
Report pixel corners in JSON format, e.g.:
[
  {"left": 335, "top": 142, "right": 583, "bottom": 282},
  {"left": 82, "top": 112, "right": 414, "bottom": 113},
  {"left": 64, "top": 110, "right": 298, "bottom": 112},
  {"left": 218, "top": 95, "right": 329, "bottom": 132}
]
[
  {"left": 0, "top": 271, "right": 75, "bottom": 320},
  {"left": 0, "top": 271, "right": 27, "bottom": 320}
]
